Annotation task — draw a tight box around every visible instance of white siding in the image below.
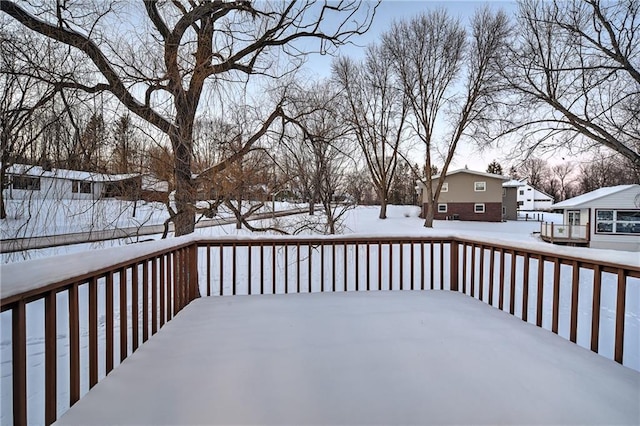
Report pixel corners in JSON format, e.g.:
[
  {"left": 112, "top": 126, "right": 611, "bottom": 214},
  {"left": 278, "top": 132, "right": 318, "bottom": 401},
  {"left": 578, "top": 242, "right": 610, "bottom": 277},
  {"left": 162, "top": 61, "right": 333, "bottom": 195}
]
[
  {"left": 586, "top": 186, "right": 640, "bottom": 251},
  {"left": 4, "top": 176, "right": 99, "bottom": 200},
  {"left": 579, "top": 186, "right": 640, "bottom": 209},
  {"left": 517, "top": 183, "right": 554, "bottom": 211}
]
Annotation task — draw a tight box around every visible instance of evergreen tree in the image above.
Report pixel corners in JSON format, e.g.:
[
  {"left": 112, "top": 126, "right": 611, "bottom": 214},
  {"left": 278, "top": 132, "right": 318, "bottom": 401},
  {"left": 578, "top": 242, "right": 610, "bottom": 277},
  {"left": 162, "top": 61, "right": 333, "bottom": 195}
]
[{"left": 486, "top": 160, "right": 503, "bottom": 175}]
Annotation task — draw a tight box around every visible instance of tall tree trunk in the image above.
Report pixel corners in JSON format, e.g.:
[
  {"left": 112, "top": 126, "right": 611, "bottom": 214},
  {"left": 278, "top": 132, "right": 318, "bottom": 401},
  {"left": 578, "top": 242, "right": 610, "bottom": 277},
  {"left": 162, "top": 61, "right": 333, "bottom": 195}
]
[
  {"left": 308, "top": 195, "right": 315, "bottom": 215},
  {"left": 423, "top": 201, "right": 435, "bottom": 227},
  {"left": 172, "top": 138, "right": 195, "bottom": 236},
  {"left": 378, "top": 188, "right": 387, "bottom": 219},
  {"left": 235, "top": 199, "right": 242, "bottom": 230},
  {"left": 0, "top": 169, "right": 6, "bottom": 219}
]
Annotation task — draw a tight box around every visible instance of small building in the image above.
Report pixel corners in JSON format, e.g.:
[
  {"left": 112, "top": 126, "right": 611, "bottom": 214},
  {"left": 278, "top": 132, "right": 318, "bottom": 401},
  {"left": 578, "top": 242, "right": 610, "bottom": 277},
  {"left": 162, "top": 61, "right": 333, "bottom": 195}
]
[
  {"left": 541, "top": 184, "right": 640, "bottom": 251},
  {"left": 417, "top": 169, "right": 508, "bottom": 222},
  {"left": 516, "top": 180, "right": 554, "bottom": 211},
  {"left": 3, "top": 164, "right": 168, "bottom": 202},
  {"left": 502, "top": 180, "right": 525, "bottom": 221}
]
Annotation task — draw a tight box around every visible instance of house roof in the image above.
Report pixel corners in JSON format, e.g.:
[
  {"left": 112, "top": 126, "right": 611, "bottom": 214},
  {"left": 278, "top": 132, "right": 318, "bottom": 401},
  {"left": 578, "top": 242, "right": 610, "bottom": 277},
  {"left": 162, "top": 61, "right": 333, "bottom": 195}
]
[
  {"left": 551, "top": 184, "right": 640, "bottom": 209},
  {"left": 502, "top": 179, "right": 525, "bottom": 188},
  {"left": 432, "top": 168, "right": 508, "bottom": 181},
  {"left": 6, "top": 163, "right": 140, "bottom": 182}
]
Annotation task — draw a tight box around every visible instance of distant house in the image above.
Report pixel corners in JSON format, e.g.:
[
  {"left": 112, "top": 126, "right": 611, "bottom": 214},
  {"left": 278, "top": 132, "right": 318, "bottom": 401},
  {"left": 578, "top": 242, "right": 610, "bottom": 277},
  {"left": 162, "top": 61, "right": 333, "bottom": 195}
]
[
  {"left": 541, "top": 184, "right": 640, "bottom": 251},
  {"left": 502, "top": 180, "right": 525, "bottom": 221},
  {"left": 3, "top": 164, "right": 168, "bottom": 202},
  {"left": 516, "top": 180, "right": 554, "bottom": 211},
  {"left": 417, "top": 169, "right": 508, "bottom": 222}
]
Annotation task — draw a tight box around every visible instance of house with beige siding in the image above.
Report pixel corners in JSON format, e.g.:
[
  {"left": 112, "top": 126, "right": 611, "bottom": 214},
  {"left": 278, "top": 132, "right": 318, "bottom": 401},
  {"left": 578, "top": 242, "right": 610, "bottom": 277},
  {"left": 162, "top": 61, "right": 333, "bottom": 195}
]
[
  {"left": 417, "top": 169, "right": 509, "bottom": 222},
  {"left": 542, "top": 184, "right": 640, "bottom": 251}
]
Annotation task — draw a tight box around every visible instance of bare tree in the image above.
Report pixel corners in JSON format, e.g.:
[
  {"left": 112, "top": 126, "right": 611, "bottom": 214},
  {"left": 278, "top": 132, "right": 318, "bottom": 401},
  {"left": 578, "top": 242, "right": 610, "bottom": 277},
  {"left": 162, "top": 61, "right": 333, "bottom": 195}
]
[
  {"left": 551, "top": 162, "right": 576, "bottom": 201},
  {"left": 497, "top": 0, "right": 640, "bottom": 167},
  {"left": 283, "top": 81, "right": 356, "bottom": 234},
  {"left": 579, "top": 150, "right": 640, "bottom": 193},
  {"left": 517, "top": 157, "right": 550, "bottom": 189},
  {"left": 2, "top": 0, "right": 376, "bottom": 236},
  {"left": 0, "top": 26, "right": 61, "bottom": 219},
  {"left": 333, "top": 44, "right": 409, "bottom": 219},
  {"left": 382, "top": 7, "right": 510, "bottom": 227}
]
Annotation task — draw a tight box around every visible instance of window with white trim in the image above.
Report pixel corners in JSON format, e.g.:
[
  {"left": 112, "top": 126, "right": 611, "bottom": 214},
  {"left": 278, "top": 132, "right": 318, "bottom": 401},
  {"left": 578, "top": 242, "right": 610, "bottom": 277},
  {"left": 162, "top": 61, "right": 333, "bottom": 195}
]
[
  {"left": 596, "top": 209, "right": 640, "bottom": 234},
  {"left": 474, "top": 203, "right": 485, "bottom": 213},
  {"left": 72, "top": 180, "right": 92, "bottom": 194},
  {"left": 474, "top": 181, "right": 486, "bottom": 192},
  {"left": 441, "top": 182, "right": 448, "bottom": 192},
  {"left": 438, "top": 204, "right": 447, "bottom": 213}
]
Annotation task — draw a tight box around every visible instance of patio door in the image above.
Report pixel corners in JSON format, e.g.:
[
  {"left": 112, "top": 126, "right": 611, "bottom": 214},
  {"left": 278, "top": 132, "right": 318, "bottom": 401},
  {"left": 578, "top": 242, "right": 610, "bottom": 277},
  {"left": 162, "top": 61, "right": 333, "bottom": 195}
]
[{"left": 568, "top": 210, "right": 580, "bottom": 225}]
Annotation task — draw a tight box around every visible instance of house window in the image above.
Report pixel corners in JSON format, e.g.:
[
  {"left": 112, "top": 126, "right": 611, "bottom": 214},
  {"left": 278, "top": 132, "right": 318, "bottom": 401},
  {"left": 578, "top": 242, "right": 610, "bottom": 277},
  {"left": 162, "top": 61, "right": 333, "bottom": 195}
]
[
  {"left": 72, "top": 180, "right": 92, "bottom": 194},
  {"left": 441, "top": 182, "right": 448, "bottom": 192},
  {"left": 517, "top": 201, "right": 524, "bottom": 206},
  {"left": 596, "top": 209, "right": 640, "bottom": 234},
  {"left": 474, "top": 181, "right": 486, "bottom": 192},
  {"left": 13, "top": 176, "right": 40, "bottom": 191},
  {"left": 519, "top": 190, "right": 524, "bottom": 195},
  {"left": 502, "top": 188, "right": 506, "bottom": 197},
  {"left": 502, "top": 206, "right": 506, "bottom": 215},
  {"left": 438, "top": 204, "right": 447, "bottom": 213},
  {"left": 474, "top": 203, "right": 485, "bottom": 213}
]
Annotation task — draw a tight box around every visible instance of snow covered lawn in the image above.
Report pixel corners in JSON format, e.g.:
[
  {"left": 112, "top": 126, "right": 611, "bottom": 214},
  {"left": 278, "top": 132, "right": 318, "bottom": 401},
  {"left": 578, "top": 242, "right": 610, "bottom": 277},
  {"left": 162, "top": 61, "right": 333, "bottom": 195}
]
[{"left": 56, "top": 291, "right": 640, "bottom": 425}]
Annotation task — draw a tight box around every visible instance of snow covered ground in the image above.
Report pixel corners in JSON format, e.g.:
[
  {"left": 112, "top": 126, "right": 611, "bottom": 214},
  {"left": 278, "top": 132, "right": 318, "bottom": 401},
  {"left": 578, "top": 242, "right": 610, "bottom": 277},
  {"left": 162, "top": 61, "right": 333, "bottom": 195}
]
[
  {"left": 1, "top": 204, "right": 638, "bottom": 425},
  {"left": 2, "top": 203, "right": 561, "bottom": 263},
  {"left": 56, "top": 291, "right": 640, "bottom": 425}
]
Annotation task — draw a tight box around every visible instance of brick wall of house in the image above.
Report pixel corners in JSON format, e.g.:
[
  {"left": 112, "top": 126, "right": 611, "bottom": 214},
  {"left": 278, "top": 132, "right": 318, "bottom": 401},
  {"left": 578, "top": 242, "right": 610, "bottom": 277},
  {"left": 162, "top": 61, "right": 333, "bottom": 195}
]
[{"left": 425, "top": 202, "right": 503, "bottom": 222}]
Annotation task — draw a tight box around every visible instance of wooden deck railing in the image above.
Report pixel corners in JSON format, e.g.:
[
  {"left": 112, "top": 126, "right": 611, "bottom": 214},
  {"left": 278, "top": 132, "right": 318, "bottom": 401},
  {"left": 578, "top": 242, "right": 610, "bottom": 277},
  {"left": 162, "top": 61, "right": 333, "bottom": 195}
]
[{"left": 1, "top": 236, "right": 639, "bottom": 425}]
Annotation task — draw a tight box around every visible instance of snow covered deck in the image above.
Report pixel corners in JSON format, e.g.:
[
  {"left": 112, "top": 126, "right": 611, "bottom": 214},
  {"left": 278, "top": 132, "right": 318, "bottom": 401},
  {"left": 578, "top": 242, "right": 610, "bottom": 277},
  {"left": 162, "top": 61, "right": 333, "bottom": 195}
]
[{"left": 56, "top": 291, "right": 640, "bottom": 425}]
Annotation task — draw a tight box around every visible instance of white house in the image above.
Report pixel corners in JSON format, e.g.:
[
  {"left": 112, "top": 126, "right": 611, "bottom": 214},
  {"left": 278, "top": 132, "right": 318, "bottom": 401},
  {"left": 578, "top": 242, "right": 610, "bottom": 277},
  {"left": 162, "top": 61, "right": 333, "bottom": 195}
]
[
  {"left": 516, "top": 180, "right": 554, "bottom": 211},
  {"left": 3, "top": 164, "right": 167, "bottom": 202},
  {"left": 543, "top": 184, "right": 640, "bottom": 251}
]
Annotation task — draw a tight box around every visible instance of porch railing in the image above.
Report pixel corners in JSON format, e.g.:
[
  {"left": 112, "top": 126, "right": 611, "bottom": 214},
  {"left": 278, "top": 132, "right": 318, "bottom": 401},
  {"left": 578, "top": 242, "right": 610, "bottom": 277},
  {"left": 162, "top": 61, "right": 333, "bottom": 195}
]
[
  {"left": 1, "top": 236, "right": 638, "bottom": 425},
  {"left": 540, "top": 222, "right": 590, "bottom": 243}
]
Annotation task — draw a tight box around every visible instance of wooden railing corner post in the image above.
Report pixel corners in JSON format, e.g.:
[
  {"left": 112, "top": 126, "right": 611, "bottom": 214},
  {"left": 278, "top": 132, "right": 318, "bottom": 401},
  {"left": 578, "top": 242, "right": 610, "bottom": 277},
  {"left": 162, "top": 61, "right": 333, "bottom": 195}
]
[{"left": 450, "top": 240, "right": 459, "bottom": 292}]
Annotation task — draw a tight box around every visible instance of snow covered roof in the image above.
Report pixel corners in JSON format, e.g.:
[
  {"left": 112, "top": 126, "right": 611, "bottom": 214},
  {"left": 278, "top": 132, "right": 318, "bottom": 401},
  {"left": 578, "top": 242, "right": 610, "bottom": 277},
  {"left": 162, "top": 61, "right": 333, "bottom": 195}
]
[
  {"left": 141, "top": 175, "right": 169, "bottom": 192},
  {"left": 6, "top": 163, "right": 140, "bottom": 182},
  {"left": 432, "top": 168, "right": 508, "bottom": 181},
  {"left": 502, "top": 179, "right": 525, "bottom": 188},
  {"left": 552, "top": 184, "right": 640, "bottom": 208}
]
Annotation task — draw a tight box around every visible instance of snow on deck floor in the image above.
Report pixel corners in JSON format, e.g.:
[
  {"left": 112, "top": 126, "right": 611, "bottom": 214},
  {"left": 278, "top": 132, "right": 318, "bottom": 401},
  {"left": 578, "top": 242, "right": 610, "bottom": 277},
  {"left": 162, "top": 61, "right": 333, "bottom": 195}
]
[{"left": 56, "top": 291, "right": 640, "bottom": 425}]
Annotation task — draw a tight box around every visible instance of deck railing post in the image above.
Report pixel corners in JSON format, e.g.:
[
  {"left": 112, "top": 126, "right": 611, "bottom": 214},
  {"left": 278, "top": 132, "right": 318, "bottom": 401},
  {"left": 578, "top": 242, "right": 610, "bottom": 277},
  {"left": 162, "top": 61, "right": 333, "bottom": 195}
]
[
  {"left": 189, "top": 243, "right": 199, "bottom": 301},
  {"left": 450, "top": 240, "right": 459, "bottom": 291},
  {"left": 12, "top": 300, "right": 27, "bottom": 426}
]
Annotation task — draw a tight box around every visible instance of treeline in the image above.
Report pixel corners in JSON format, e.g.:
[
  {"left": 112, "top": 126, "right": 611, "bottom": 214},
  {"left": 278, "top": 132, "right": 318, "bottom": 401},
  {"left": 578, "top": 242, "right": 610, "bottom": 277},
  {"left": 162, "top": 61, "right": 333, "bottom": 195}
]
[{"left": 1, "top": 0, "right": 638, "bottom": 233}]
